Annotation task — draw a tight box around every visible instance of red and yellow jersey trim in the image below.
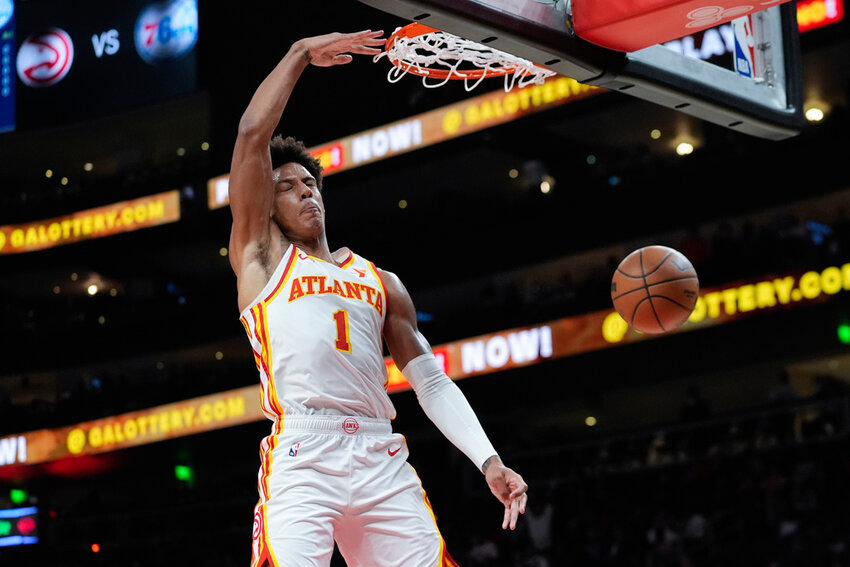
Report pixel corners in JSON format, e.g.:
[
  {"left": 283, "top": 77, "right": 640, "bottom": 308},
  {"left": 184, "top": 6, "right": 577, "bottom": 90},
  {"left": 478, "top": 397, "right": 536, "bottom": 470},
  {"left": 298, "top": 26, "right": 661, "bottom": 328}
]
[
  {"left": 252, "top": 305, "right": 284, "bottom": 416},
  {"left": 338, "top": 249, "right": 356, "bottom": 269},
  {"left": 263, "top": 247, "right": 299, "bottom": 304},
  {"left": 240, "top": 315, "right": 272, "bottom": 416},
  {"left": 366, "top": 260, "right": 388, "bottom": 321},
  {"left": 407, "top": 463, "right": 460, "bottom": 567},
  {"left": 252, "top": 419, "right": 284, "bottom": 567},
  {"left": 244, "top": 248, "right": 299, "bottom": 418},
  {"left": 299, "top": 247, "right": 354, "bottom": 268}
]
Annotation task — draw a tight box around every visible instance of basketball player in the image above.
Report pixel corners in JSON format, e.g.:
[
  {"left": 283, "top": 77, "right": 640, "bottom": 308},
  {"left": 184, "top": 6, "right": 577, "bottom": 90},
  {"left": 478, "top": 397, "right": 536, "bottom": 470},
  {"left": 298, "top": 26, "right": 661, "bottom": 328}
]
[{"left": 229, "top": 30, "right": 528, "bottom": 567}]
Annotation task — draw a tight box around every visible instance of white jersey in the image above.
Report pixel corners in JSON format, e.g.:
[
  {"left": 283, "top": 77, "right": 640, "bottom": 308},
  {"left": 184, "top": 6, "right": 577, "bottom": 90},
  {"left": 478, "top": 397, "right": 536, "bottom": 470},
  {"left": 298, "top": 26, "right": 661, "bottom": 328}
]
[{"left": 239, "top": 244, "right": 396, "bottom": 420}]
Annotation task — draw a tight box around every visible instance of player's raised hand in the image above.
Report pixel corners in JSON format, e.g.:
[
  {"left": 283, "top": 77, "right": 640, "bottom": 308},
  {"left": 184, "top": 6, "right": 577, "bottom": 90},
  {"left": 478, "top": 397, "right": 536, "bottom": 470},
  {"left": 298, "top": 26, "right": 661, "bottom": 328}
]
[
  {"left": 298, "top": 30, "right": 386, "bottom": 67},
  {"left": 483, "top": 456, "right": 528, "bottom": 530}
]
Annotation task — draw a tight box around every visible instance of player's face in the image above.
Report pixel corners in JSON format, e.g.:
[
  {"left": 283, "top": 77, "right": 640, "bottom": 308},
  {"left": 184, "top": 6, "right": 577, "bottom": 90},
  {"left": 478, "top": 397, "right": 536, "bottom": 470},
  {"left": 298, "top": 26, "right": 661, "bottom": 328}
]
[{"left": 271, "top": 162, "right": 325, "bottom": 240}]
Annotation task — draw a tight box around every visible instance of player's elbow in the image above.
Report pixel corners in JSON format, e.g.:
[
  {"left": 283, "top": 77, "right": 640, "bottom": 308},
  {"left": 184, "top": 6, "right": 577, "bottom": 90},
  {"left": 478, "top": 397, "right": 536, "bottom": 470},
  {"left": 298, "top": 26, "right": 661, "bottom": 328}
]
[{"left": 237, "top": 113, "right": 270, "bottom": 145}]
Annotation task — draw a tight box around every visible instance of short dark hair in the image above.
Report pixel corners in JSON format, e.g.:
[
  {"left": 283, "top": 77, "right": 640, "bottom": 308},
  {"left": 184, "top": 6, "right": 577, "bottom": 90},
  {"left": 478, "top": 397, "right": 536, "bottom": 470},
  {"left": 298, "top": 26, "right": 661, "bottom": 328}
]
[{"left": 269, "top": 135, "right": 324, "bottom": 190}]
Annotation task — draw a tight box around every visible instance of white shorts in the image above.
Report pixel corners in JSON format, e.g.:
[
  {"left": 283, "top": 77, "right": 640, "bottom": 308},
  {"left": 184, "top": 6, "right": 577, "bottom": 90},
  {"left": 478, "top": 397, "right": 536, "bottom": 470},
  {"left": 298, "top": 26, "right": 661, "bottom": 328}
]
[{"left": 250, "top": 415, "right": 459, "bottom": 567}]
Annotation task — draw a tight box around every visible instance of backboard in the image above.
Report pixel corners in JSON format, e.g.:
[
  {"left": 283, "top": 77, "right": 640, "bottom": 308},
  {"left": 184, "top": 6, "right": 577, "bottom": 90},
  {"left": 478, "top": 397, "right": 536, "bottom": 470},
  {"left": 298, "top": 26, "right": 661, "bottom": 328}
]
[{"left": 358, "top": 0, "right": 804, "bottom": 140}]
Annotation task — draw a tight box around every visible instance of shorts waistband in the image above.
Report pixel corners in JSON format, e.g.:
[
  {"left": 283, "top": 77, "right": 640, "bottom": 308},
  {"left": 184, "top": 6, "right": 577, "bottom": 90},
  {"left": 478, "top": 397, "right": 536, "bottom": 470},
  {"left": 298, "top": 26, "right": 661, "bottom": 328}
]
[{"left": 280, "top": 415, "right": 392, "bottom": 435}]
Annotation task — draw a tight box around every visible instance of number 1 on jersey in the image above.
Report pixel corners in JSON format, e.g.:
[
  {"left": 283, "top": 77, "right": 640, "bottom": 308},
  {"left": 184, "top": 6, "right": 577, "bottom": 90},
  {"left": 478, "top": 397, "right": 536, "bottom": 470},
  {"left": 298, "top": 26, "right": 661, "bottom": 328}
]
[{"left": 333, "top": 310, "right": 352, "bottom": 353}]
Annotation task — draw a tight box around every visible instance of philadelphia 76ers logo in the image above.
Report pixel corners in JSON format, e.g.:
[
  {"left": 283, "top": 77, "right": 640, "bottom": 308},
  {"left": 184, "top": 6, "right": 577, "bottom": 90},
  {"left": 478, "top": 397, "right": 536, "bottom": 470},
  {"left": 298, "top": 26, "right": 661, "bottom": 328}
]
[
  {"left": 16, "top": 28, "right": 74, "bottom": 87},
  {"left": 134, "top": 0, "right": 198, "bottom": 64}
]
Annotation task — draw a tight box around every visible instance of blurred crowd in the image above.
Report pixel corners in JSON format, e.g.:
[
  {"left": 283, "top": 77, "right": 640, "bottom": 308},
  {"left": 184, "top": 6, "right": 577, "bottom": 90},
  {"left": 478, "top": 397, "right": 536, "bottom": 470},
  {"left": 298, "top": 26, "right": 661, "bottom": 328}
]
[{"left": 453, "top": 389, "right": 850, "bottom": 567}]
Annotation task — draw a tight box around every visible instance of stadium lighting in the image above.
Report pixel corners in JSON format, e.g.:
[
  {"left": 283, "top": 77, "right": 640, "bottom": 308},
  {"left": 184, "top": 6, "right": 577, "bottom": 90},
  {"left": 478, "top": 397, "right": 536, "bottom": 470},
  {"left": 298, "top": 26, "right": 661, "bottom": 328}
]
[
  {"left": 174, "top": 465, "right": 195, "bottom": 485},
  {"left": 9, "top": 489, "right": 27, "bottom": 505},
  {"left": 676, "top": 142, "right": 695, "bottom": 156},
  {"left": 805, "top": 107, "right": 825, "bottom": 122},
  {"left": 837, "top": 322, "right": 850, "bottom": 344}
]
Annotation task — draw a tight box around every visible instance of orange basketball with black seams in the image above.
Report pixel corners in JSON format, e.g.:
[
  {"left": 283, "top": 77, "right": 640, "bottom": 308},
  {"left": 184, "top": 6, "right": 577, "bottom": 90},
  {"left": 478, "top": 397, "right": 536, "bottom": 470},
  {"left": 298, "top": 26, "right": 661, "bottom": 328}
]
[{"left": 611, "top": 245, "right": 700, "bottom": 334}]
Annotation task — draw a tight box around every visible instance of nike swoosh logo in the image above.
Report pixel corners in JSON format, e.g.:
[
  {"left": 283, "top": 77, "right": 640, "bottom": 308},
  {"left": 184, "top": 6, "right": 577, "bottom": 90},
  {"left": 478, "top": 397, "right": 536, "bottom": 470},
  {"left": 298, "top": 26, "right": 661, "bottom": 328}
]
[{"left": 388, "top": 446, "right": 401, "bottom": 457}]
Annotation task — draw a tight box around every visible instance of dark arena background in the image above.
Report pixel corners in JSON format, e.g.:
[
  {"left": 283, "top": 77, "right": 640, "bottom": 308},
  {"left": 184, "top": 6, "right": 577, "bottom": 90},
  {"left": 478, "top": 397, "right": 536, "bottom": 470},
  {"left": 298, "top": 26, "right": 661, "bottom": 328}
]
[{"left": 1, "top": 0, "right": 849, "bottom": 565}]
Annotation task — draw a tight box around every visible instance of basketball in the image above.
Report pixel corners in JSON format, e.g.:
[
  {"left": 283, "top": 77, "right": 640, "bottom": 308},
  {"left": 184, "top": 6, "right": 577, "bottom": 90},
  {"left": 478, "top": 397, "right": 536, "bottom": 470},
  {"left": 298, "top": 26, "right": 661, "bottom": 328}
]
[{"left": 611, "top": 245, "right": 700, "bottom": 334}]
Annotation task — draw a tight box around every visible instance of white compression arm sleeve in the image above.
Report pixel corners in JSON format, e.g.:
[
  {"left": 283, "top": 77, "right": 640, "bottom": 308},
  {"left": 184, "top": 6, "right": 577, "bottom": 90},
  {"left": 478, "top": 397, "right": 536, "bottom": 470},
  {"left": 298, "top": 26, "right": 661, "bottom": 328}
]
[{"left": 401, "top": 353, "right": 497, "bottom": 472}]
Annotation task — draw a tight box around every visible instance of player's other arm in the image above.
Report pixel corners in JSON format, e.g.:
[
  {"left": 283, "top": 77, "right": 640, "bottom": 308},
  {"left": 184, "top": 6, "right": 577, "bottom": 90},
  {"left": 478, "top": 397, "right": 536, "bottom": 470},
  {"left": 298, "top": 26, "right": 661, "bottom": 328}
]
[{"left": 380, "top": 269, "right": 529, "bottom": 529}]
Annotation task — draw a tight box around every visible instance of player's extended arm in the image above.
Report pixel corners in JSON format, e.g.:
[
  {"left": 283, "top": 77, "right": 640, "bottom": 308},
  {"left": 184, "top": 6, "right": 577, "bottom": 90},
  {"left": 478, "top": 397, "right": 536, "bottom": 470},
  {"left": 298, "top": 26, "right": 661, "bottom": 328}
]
[
  {"left": 380, "top": 269, "right": 529, "bottom": 529},
  {"left": 228, "top": 30, "right": 385, "bottom": 274}
]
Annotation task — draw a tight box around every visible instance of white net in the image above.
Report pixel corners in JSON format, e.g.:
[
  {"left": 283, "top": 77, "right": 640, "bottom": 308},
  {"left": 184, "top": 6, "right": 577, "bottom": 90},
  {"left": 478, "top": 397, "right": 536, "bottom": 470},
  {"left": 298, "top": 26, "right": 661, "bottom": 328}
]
[{"left": 374, "top": 27, "right": 558, "bottom": 92}]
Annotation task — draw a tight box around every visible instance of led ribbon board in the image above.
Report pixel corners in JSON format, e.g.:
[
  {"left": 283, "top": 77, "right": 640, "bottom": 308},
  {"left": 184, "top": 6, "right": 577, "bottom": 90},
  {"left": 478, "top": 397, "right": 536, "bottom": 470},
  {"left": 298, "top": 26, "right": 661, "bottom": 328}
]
[
  {"left": 206, "top": 75, "right": 599, "bottom": 209},
  {"left": 0, "top": 189, "right": 180, "bottom": 255},
  {"left": 2, "top": 261, "right": 849, "bottom": 465}
]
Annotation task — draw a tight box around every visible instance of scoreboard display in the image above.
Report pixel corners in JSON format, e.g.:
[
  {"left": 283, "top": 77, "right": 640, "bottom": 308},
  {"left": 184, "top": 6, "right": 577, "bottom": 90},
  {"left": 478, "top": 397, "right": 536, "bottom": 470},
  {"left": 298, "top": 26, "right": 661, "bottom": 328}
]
[
  {"left": 1, "top": 0, "right": 197, "bottom": 133},
  {"left": 0, "top": 506, "right": 38, "bottom": 547},
  {"left": 0, "top": 0, "right": 13, "bottom": 132}
]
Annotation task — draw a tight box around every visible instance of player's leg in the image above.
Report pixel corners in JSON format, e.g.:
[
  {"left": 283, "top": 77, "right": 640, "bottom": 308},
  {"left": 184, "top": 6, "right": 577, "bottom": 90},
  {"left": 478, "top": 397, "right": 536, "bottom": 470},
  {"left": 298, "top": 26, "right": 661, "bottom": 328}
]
[
  {"left": 252, "top": 430, "right": 346, "bottom": 567},
  {"left": 253, "top": 498, "right": 339, "bottom": 567},
  {"left": 337, "top": 433, "right": 460, "bottom": 567}
]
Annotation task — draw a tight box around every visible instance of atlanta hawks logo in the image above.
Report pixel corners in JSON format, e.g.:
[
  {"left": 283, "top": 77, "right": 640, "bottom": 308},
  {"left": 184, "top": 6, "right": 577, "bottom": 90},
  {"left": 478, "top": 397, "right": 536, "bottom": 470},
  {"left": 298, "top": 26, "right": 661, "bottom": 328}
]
[
  {"left": 16, "top": 28, "right": 74, "bottom": 87},
  {"left": 16, "top": 28, "right": 75, "bottom": 87},
  {"left": 252, "top": 511, "right": 263, "bottom": 540},
  {"left": 342, "top": 418, "right": 360, "bottom": 434}
]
